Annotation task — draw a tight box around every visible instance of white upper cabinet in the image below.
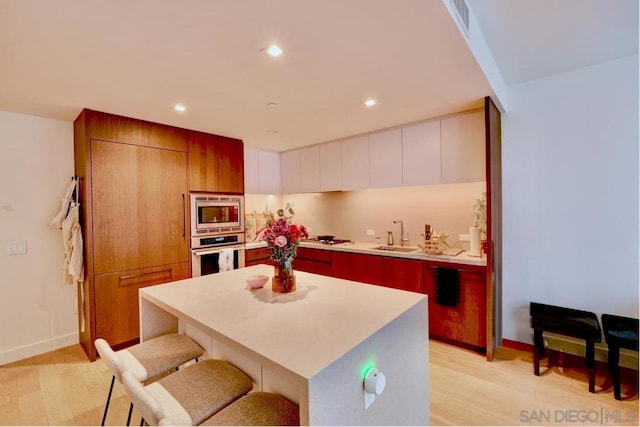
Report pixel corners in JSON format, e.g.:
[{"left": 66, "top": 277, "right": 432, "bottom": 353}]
[
  {"left": 369, "top": 128, "right": 402, "bottom": 188},
  {"left": 441, "top": 111, "right": 486, "bottom": 183},
  {"left": 300, "top": 146, "right": 321, "bottom": 193},
  {"left": 319, "top": 141, "right": 342, "bottom": 191},
  {"left": 402, "top": 120, "right": 441, "bottom": 186},
  {"left": 341, "top": 135, "right": 370, "bottom": 191},
  {"left": 258, "top": 149, "right": 281, "bottom": 194},
  {"left": 244, "top": 146, "right": 260, "bottom": 194},
  {"left": 280, "top": 150, "right": 301, "bottom": 194}
]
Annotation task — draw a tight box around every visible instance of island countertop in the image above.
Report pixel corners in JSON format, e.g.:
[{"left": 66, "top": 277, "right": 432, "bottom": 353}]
[
  {"left": 139, "top": 264, "right": 427, "bottom": 380},
  {"left": 139, "top": 264, "right": 430, "bottom": 425}
]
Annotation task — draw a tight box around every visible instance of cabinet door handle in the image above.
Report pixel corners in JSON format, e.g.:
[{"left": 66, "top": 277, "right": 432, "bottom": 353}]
[
  {"left": 118, "top": 268, "right": 172, "bottom": 282},
  {"left": 182, "top": 193, "right": 186, "bottom": 238}
]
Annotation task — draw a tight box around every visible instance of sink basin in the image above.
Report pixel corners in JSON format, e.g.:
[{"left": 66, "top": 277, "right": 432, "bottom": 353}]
[{"left": 372, "top": 246, "right": 419, "bottom": 253}]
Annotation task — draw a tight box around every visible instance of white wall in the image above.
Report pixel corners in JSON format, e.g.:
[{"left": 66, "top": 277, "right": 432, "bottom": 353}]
[
  {"left": 502, "top": 55, "right": 639, "bottom": 343},
  {"left": 0, "top": 111, "right": 77, "bottom": 364}
]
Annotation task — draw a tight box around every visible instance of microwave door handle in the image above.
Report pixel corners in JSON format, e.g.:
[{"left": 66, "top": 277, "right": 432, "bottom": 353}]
[{"left": 192, "top": 249, "right": 223, "bottom": 256}]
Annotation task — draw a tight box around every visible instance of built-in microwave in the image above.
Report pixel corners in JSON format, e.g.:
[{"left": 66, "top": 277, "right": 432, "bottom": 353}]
[{"left": 190, "top": 193, "right": 244, "bottom": 236}]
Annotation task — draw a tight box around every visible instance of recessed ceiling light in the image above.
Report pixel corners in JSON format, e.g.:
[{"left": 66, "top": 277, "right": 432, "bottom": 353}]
[
  {"left": 267, "top": 129, "right": 279, "bottom": 134},
  {"left": 266, "top": 44, "right": 283, "bottom": 57},
  {"left": 364, "top": 99, "right": 377, "bottom": 107},
  {"left": 267, "top": 102, "right": 278, "bottom": 108},
  {"left": 173, "top": 104, "right": 188, "bottom": 112}
]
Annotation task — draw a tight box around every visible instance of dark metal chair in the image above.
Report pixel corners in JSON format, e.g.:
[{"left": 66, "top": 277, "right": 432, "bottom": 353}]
[{"left": 601, "top": 314, "right": 639, "bottom": 400}]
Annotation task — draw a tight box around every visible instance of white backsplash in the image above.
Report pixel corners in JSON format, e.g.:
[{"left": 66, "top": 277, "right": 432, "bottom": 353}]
[{"left": 245, "top": 182, "right": 486, "bottom": 247}]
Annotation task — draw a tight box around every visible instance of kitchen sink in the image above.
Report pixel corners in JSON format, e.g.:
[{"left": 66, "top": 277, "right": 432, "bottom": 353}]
[{"left": 372, "top": 245, "right": 419, "bottom": 253}]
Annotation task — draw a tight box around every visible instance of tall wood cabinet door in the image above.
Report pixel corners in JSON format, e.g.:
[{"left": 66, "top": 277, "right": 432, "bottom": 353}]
[
  {"left": 92, "top": 140, "right": 189, "bottom": 274},
  {"left": 218, "top": 136, "right": 244, "bottom": 193},
  {"left": 95, "top": 262, "right": 190, "bottom": 345},
  {"left": 188, "top": 132, "right": 218, "bottom": 192}
]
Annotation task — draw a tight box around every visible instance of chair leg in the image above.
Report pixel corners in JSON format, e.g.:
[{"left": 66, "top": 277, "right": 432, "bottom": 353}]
[
  {"left": 586, "top": 340, "right": 596, "bottom": 393},
  {"left": 101, "top": 375, "right": 115, "bottom": 426},
  {"left": 533, "top": 329, "right": 544, "bottom": 376},
  {"left": 608, "top": 344, "right": 621, "bottom": 400},
  {"left": 126, "top": 402, "right": 133, "bottom": 426}
]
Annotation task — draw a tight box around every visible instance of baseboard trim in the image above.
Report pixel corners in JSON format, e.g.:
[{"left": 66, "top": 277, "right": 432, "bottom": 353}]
[
  {"left": 0, "top": 333, "right": 78, "bottom": 366},
  {"left": 502, "top": 336, "right": 639, "bottom": 371}
]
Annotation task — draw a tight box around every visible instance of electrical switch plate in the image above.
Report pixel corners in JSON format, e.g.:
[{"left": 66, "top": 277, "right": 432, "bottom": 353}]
[
  {"left": 8, "top": 241, "right": 27, "bottom": 255},
  {"left": 459, "top": 233, "right": 470, "bottom": 242},
  {"left": 366, "top": 229, "right": 375, "bottom": 236}
]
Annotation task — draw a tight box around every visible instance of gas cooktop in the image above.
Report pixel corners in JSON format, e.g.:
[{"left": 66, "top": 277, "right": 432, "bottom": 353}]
[{"left": 302, "top": 237, "right": 352, "bottom": 245}]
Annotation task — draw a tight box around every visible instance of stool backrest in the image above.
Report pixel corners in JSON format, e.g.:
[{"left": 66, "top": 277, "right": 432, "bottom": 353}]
[
  {"left": 122, "top": 371, "right": 166, "bottom": 426},
  {"left": 95, "top": 338, "right": 126, "bottom": 382}
]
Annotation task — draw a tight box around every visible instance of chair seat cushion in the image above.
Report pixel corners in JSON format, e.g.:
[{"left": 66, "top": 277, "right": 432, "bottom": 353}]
[
  {"left": 201, "top": 392, "right": 300, "bottom": 426},
  {"left": 125, "top": 334, "right": 205, "bottom": 381},
  {"left": 151, "top": 359, "right": 253, "bottom": 425}
]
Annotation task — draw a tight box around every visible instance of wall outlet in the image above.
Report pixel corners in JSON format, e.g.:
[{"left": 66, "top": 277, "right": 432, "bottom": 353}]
[
  {"left": 8, "top": 241, "right": 27, "bottom": 255},
  {"left": 366, "top": 229, "right": 375, "bottom": 236},
  {"left": 459, "top": 233, "right": 470, "bottom": 242}
]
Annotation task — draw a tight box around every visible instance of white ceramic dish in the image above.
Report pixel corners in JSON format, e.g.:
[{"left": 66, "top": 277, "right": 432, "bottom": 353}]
[{"left": 246, "top": 274, "right": 269, "bottom": 289}]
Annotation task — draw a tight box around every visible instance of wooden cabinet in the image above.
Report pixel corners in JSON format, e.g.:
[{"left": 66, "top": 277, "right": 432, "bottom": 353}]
[
  {"left": 341, "top": 136, "right": 370, "bottom": 191},
  {"left": 245, "top": 247, "right": 272, "bottom": 266},
  {"left": 382, "top": 257, "right": 422, "bottom": 293},
  {"left": 331, "top": 251, "right": 351, "bottom": 279},
  {"left": 300, "top": 146, "right": 321, "bottom": 193},
  {"left": 402, "top": 120, "right": 441, "bottom": 186},
  {"left": 369, "top": 129, "right": 402, "bottom": 188},
  {"left": 92, "top": 140, "right": 189, "bottom": 274},
  {"left": 280, "top": 150, "right": 301, "bottom": 194},
  {"left": 294, "top": 247, "right": 332, "bottom": 276},
  {"left": 188, "top": 131, "right": 244, "bottom": 193},
  {"left": 319, "top": 141, "right": 342, "bottom": 191},
  {"left": 441, "top": 111, "right": 485, "bottom": 183},
  {"left": 95, "top": 262, "right": 189, "bottom": 345},
  {"left": 74, "top": 109, "right": 193, "bottom": 360},
  {"left": 422, "top": 263, "right": 487, "bottom": 349},
  {"left": 349, "top": 253, "right": 385, "bottom": 286}
]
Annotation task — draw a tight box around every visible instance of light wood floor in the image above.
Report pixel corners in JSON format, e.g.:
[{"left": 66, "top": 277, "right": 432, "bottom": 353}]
[{"left": 0, "top": 340, "right": 637, "bottom": 426}]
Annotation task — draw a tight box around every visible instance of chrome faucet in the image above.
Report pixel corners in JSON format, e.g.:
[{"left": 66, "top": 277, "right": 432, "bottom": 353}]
[{"left": 393, "top": 220, "right": 409, "bottom": 246}]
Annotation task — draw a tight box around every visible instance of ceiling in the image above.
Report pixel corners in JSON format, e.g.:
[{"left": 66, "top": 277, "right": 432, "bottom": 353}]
[{"left": 1, "top": 1, "right": 637, "bottom": 152}]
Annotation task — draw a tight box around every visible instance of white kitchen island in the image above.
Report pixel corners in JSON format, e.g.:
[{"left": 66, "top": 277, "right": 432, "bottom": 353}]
[{"left": 139, "top": 264, "right": 429, "bottom": 425}]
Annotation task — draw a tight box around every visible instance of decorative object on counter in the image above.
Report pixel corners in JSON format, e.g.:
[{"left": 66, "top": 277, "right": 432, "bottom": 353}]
[
  {"left": 473, "top": 192, "right": 488, "bottom": 254},
  {"left": 418, "top": 230, "right": 463, "bottom": 256},
  {"left": 255, "top": 203, "right": 309, "bottom": 293},
  {"left": 245, "top": 211, "right": 257, "bottom": 243},
  {"left": 246, "top": 274, "right": 269, "bottom": 289}
]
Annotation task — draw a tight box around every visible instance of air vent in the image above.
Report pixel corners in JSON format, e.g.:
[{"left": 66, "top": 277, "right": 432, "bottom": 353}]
[{"left": 451, "top": 0, "right": 470, "bottom": 35}]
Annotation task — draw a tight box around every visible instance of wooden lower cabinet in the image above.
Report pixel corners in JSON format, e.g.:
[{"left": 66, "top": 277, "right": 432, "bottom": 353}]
[
  {"left": 331, "top": 251, "right": 352, "bottom": 279},
  {"left": 294, "top": 247, "right": 332, "bottom": 276},
  {"left": 422, "top": 264, "right": 487, "bottom": 349},
  {"left": 245, "top": 247, "right": 272, "bottom": 266},
  {"left": 95, "top": 262, "right": 190, "bottom": 347},
  {"left": 350, "top": 253, "right": 385, "bottom": 285},
  {"left": 382, "top": 257, "right": 422, "bottom": 293}
]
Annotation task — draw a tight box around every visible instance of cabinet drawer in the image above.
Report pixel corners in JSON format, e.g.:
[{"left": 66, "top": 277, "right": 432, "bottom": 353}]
[
  {"left": 95, "top": 262, "right": 189, "bottom": 346},
  {"left": 245, "top": 247, "right": 271, "bottom": 263}
]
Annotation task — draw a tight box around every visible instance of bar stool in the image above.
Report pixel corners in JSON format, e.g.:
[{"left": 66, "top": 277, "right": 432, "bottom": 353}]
[
  {"left": 601, "top": 314, "right": 639, "bottom": 400},
  {"left": 122, "top": 359, "right": 254, "bottom": 426},
  {"left": 95, "top": 334, "right": 204, "bottom": 425},
  {"left": 199, "top": 392, "right": 300, "bottom": 426}
]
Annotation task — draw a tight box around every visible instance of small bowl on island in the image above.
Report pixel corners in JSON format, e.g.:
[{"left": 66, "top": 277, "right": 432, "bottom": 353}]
[{"left": 246, "top": 275, "right": 269, "bottom": 290}]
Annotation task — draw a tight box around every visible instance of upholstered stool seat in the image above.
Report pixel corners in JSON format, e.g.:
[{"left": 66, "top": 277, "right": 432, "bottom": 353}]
[
  {"left": 199, "top": 392, "right": 300, "bottom": 426},
  {"left": 601, "top": 314, "right": 639, "bottom": 400},
  {"left": 95, "top": 334, "right": 204, "bottom": 425},
  {"left": 123, "top": 359, "right": 254, "bottom": 426},
  {"left": 530, "top": 302, "right": 601, "bottom": 393}
]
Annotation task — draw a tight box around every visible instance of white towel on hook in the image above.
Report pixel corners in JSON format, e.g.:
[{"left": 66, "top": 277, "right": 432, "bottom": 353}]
[
  {"left": 62, "top": 202, "right": 85, "bottom": 286},
  {"left": 218, "top": 248, "right": 234, "bottom": 272},
  {"left": 50, "top": 179, "right": 77, "bottom": 228}
]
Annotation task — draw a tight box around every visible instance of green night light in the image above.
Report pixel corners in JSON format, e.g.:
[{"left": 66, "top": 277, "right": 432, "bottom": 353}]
[{"left": 360, "top": 360, "right": 377, "bottom": 380}]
